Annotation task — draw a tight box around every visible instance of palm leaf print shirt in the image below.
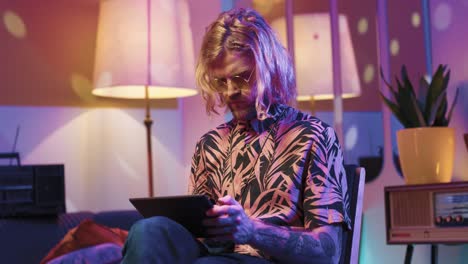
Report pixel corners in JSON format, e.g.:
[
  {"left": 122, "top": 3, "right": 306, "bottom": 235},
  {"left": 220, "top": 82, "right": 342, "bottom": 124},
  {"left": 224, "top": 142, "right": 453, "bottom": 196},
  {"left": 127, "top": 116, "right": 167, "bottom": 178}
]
[{"left": 189, "top": 104, "right": 351, "bottom": 258}]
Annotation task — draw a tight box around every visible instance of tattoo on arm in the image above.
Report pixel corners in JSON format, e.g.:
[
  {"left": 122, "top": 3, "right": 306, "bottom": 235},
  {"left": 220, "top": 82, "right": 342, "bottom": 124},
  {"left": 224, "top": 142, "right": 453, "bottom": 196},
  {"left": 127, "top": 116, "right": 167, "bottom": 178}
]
[
  {"left": 256, "top": 227, "right": 323, "bottom": 258},
  {"left": 255, "top": 230, "right": 289, "bottom": 248},
  {"left": 288, "top": 233, "right": 322, "bottom": 258},
  {"left": 252, "top": 224, "right": 341, "bottom": 262}
]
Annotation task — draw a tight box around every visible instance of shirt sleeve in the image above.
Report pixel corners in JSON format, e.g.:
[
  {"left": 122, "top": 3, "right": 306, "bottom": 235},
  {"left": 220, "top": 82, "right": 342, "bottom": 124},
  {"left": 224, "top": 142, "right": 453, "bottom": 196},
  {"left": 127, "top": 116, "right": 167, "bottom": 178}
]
[
  {"left": 188, "top": 139, "right": 204, "bottom": 195},
  {"left": 303, "top": 126, "right": 351, "bottom": 230}
]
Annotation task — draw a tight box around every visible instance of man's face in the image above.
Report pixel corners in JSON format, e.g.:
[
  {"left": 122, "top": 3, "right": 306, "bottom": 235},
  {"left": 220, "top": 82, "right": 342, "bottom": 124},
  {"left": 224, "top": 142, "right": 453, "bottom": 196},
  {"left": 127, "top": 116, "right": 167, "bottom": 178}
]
[{"left": 210, "top": 51, "right": 256, "bottom": 121}]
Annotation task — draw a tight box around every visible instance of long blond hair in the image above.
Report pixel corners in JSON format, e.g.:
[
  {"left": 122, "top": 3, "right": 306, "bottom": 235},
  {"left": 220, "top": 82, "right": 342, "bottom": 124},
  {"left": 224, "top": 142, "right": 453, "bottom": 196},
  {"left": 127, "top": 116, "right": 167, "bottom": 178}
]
[{"left": 195, "top": 8, "right": 296, "bottom": 119}]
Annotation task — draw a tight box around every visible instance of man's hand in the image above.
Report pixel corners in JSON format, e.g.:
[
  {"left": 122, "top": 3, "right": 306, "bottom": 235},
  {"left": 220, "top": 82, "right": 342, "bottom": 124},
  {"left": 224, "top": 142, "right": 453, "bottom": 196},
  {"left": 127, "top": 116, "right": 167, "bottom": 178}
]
[
  {"left": 201, "top": 195, "right": 343, "bottom": 264},
  {"left": 202, "top": 195, "right": 255, "bottom": 244}
]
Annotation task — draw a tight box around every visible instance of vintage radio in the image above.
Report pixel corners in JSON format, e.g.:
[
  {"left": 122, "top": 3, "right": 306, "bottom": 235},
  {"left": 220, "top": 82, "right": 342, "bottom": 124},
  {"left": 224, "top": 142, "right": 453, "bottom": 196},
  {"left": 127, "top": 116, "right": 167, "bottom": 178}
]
[
  {"left": 385, "top": 181, "right": 468, "bottom": 244},
  {"left": 0, "top": 164, "right": 65, "bottom": 217}
]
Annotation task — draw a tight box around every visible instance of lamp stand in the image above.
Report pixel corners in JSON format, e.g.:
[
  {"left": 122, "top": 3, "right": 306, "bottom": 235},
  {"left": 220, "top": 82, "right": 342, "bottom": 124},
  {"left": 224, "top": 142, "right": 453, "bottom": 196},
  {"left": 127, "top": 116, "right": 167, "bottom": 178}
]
[
  {"left": 309, "top": 97, "right": 317, "bottom": 116},
  {"left": 144, "top": 85, "right": 154, "bottom": 197}
]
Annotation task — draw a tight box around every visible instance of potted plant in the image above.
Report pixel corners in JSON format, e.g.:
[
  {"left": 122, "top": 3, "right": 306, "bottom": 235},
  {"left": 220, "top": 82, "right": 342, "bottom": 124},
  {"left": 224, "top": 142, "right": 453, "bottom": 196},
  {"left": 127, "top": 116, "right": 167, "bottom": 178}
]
[{"left": 380, "top": 64, "right": 460, "bottom": 184}]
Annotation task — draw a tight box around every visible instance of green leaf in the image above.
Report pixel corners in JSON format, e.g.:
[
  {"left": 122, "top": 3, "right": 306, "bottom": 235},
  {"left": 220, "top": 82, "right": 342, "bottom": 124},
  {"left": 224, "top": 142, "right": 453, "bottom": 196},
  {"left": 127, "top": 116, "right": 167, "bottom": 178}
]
[
  {"left": 395, "top": 77, "right": 403, "bottom": 96},
  {"left": 410, "top": 92, "right": 427, "bottom": 126},
  {"left": 379, "top": 91, "right": 398, "bottom": 113},
  {"left": 428, "top": 89, "right": 447, "bottom": 126},
  {"left": 395, "top": 74, "right": 422, "bottom": 127},
  {"left": 401, "top": 65, "right": 416, "bottom": 96},
  {"left": 446, "top": 86, "right": 460, "bottom": 125},
  {"left": 379, "top": 92, "right": 409, "bottom": 127},
  {"left": 379, "top": 66, "right": 399, "bottom": 102},
  {"left": 425, "top": 65, "right": 446, "bottom": 117},
  {"left": 380, "top": 67, "right": 393, "bottom": 89},
  {"left": 417, "top": 77, "right": 429, "bottom": 112},
  {"left": 434, "top": 70, "right": 450, "bottom": 124}
]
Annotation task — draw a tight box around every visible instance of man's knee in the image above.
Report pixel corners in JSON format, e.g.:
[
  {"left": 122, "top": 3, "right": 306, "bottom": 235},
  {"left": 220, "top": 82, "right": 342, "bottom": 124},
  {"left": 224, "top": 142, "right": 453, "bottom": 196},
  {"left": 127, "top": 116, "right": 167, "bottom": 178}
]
[{"left": 130, "top": 216, "right": 176, "bottom": 235}]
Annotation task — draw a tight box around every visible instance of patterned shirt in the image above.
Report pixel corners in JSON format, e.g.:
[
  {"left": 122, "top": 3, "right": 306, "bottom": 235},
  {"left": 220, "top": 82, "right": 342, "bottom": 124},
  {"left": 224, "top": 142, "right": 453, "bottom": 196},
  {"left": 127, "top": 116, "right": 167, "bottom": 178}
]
[{"left": 188, "top": 104, "right": 351, "bottom": 258}]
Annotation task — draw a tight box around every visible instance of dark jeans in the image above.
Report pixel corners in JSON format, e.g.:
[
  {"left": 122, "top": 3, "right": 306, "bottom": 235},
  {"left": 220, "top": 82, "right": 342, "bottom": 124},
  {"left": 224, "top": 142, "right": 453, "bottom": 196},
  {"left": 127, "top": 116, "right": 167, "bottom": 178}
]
[{"left": 121, "top": 216, "right": 273, "bottom": 264}]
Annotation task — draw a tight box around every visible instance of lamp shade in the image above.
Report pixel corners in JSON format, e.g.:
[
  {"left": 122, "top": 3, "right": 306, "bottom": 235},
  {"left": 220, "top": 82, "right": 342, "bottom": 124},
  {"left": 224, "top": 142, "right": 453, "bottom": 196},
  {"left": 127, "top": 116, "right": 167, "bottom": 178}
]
[
  {"left": 93, "top": 0, "right": 197, "bottom": 99},
  {"left": 271, "top": 13, "right": 360, "bottom": 101}
]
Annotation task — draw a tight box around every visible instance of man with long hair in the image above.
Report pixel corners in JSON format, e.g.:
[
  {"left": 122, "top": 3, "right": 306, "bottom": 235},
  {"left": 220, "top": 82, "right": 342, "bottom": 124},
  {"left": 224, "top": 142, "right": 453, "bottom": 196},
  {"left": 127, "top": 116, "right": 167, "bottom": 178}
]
[{"left": 122, "top": 8, "right": 350, "bottom": 264}]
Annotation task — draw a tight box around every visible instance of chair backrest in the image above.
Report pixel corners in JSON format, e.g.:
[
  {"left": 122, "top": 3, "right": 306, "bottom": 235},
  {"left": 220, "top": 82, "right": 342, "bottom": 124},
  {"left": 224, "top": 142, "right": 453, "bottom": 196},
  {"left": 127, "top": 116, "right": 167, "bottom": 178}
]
[{"left": 340, "top": 165, "right": 366, "bottom": 264}]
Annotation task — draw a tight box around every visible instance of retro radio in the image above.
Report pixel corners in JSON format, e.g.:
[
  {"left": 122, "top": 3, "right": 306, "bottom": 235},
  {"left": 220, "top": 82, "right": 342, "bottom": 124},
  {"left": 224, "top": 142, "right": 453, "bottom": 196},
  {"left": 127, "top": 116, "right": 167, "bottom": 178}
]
[
  {"left": 385, "top": 181, "right": 468, "bottom": 244},
  {"left": 0, "top": 164, "right": 65, "bottom": 217}
]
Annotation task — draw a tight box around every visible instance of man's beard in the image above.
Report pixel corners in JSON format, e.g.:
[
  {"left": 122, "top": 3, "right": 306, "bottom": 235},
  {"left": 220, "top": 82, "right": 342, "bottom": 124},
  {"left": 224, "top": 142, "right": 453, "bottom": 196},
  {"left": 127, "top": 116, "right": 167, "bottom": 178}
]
[{"left": 229, "top": 104, "right": 256, "bottom": 121}]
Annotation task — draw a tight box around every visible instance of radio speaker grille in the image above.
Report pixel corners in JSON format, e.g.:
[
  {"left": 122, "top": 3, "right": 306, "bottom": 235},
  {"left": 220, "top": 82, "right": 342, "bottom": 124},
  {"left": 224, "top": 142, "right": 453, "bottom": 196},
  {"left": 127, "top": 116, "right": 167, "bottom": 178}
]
[{"left": 390, "top": 191, "right": 431, "bottom": 227}]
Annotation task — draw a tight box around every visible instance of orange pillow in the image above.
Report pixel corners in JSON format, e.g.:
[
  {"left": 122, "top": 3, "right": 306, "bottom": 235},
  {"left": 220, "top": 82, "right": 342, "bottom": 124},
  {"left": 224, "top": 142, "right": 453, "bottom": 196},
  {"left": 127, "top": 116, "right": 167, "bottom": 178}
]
[{"left": 40, "top": 219, "right": 128, "bottom": 264}]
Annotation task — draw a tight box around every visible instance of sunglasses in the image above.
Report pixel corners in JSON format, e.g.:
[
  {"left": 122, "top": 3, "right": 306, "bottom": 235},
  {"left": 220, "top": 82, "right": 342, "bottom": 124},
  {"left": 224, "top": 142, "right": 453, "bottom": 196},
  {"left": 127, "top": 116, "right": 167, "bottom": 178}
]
[{"left": 212, "top": 70, "right": 255, "bottom": 93}]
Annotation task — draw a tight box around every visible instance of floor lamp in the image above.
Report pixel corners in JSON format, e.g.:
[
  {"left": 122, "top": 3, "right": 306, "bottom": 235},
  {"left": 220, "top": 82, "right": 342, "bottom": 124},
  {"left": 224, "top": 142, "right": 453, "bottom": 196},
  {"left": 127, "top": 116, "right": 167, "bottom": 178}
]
[
  {"left": 271, "top": 12, "right": 361, "bottom": 133},
  {"left": 92, "top": 0, "right": 197, "bottom": 197}
]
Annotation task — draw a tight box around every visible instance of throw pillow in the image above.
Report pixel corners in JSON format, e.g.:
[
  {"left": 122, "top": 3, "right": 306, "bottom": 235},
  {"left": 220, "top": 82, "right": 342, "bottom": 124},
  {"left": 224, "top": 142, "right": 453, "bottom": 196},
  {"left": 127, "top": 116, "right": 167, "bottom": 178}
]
[
  {"left": 46, "top": 243, "right": 123, "bottom": 264},
  {"left": 40, "top": 219, "right": 128, "bottom": 264}
]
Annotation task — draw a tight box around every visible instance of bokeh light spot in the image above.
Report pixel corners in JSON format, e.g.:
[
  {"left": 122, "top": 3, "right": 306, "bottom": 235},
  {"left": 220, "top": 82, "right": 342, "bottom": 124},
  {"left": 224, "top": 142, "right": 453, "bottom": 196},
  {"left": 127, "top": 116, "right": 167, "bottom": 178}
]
[
  {"left": 345, "top": 125, "right": 358, "bottom": 151},
  {"left": 390, "top": 39, "right": 400, "bottom": 56},
  {"left": 363, "top": 64, "right": 375, "bottom": 84},
  {"left": 3, "top": 10, "right": 27, "bottom": 39},
  {"left": 411, "top": 12, "right": 421, "bottom": 28},
  {"left": 433, "top": 2, "right": 452, "bottom": 31},
  {"left": 357, "top": 17, "right": 368, "bottom": 34}
]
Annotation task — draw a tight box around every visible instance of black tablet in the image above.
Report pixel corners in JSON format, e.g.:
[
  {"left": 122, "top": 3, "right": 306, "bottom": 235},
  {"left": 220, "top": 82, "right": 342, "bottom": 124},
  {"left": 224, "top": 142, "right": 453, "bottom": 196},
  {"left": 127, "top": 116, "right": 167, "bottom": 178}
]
[{"left": 129, "top": 194, "right": 214, "bottom": 237}]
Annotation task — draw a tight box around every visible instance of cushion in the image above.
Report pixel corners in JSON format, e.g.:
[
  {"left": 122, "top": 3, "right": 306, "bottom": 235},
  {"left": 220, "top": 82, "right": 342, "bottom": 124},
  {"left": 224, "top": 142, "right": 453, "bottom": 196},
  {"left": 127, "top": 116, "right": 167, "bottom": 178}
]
[
  {"left": 92, "top": 210, "right": 143, "bottom": 230},
  {"left": 46, "top": 243, "right": 122, "bottom": 264},
  {"left": 40, "top": 219, "right": 128, "bottom": 264}
]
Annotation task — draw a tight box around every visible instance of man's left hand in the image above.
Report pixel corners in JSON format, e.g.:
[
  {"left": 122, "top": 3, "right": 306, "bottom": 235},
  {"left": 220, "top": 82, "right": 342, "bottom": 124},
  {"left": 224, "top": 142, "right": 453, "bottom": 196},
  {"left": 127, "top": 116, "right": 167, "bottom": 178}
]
[{"left": 202, "top": 195, "right": 255, "bottom": 244}]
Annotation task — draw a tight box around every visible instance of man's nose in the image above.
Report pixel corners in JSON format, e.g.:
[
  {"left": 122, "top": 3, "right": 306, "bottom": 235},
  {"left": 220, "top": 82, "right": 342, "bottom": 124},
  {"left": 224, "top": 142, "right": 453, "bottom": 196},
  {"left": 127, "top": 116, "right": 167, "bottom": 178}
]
[{"left": 226, "top": 79, "right": 240, "bottom": 97}]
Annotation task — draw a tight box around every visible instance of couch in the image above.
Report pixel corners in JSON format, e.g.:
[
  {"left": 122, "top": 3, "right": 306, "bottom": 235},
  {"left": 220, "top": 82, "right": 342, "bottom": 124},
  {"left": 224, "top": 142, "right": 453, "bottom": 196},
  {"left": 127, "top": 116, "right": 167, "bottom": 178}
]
[{"left": 0, "top": 210, "right": 143, "bottom": 264}]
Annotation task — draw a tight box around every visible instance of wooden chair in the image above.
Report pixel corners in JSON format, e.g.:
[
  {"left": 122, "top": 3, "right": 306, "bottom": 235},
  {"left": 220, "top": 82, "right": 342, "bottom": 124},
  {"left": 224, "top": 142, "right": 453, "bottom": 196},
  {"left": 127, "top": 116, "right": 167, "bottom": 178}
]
[{"left": 339, "top": 165, "right": 366, "bottom": 264}]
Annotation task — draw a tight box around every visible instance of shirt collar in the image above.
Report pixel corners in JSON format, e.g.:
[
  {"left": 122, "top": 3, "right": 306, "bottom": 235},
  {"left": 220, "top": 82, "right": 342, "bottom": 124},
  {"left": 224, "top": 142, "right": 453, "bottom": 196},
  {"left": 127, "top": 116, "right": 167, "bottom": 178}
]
[{"left": 234, "top": 104, "right": 287, "bottom": 134}]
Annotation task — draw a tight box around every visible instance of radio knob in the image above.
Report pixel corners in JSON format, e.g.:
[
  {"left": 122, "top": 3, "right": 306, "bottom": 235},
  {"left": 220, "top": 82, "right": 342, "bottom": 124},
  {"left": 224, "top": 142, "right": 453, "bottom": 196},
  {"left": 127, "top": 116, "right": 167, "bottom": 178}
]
[
  {"left": 436, "top": 216, "right": 443, "bottom": 224},
  {"left": 455, "top": 215, "right": 463, "bottom": 223},
  {"left": 445, "top": 216, "right": 453, "bottom": 223}
]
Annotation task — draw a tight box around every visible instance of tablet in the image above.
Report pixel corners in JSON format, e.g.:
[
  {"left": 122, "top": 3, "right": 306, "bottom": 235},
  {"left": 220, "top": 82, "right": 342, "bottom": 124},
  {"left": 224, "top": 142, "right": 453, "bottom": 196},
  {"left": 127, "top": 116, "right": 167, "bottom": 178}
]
[{"left": 129, "top": 194, "right": 214, "bottom": 237}]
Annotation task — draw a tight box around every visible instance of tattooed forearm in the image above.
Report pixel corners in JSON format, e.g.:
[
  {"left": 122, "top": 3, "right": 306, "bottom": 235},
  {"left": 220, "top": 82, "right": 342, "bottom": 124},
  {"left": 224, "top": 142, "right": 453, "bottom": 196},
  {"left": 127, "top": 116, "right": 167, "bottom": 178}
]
[
  {"left": 250, "top": 221, "right": 342, "bottom": 264},
  {"left": 284, "top": 232, "right": 320, "bottom": 257},
  {"left": 254, "top": 230, "right": 289, "bottom": 248}
]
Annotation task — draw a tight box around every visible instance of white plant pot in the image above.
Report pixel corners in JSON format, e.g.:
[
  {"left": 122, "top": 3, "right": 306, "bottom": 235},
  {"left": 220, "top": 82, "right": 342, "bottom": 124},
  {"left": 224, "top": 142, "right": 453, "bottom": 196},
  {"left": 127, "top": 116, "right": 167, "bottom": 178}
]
[{"left": 397, "top": 127, "right": 455, "bottom": 185}]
